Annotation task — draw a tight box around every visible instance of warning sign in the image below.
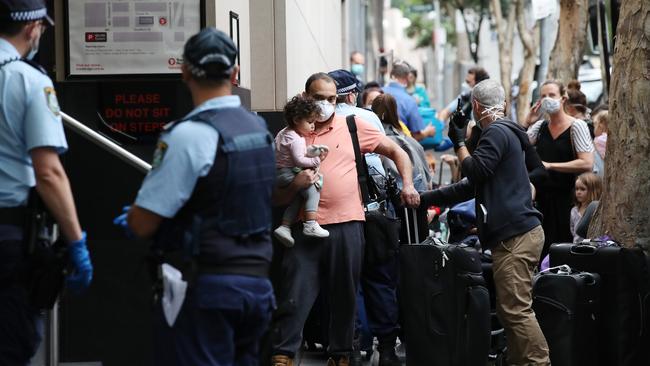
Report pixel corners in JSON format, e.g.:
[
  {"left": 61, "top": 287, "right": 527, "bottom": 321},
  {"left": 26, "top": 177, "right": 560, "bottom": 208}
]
[{"left": 99, "top": 84, "right": 182, "bottom": 142}]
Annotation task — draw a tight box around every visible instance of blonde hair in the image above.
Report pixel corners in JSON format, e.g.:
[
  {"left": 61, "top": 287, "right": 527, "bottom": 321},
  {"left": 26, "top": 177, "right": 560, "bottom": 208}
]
[
  {"left": 575, "top": 173, "right": 603, "bottom": 206},
  {"left": 594, "top": 110, "right": 609, "bottom": 133}
]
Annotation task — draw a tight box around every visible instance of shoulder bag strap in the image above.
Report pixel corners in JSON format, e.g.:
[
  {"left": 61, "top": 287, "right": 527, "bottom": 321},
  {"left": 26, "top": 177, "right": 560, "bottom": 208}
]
[{"left": 346, "top": 115, "right": 372, "bottom": 205}]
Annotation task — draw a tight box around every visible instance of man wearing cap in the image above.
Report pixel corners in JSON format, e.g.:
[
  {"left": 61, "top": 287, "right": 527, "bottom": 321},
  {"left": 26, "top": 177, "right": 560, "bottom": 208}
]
[
  {"left": 123, "top": 28, "right": 275, "bottom": 365},
  {"left": 0, "top": 1, "right": 93, "bottom": 364},
  {"left": 329, "top": 69, "right": 386, "bottom": 178},
  {"left": 383, "top": 61, "right": 435, "bottom": 141},
  {"left": 270, "top": 72, "right": 420, "bottom": 366},
  {"left": 328, "top": 69, "right": 401, "bottom": 365}
]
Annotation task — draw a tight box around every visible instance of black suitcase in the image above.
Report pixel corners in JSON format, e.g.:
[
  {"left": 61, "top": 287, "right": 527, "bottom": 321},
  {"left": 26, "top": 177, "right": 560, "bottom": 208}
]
[
  {"left": 532, "top": 265, "right": 600, "bottom": 366},
  {"left": 399, "top": 208, "right": 490, "bottom": 366},
  {"left": 549, "top": 243, "right": 650, "bottom": 366}
]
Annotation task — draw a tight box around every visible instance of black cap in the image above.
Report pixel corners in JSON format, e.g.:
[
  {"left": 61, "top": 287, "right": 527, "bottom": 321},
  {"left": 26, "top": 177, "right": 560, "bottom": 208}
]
[
  {"left": 183, "top": 27, "right": 237, "bottom": 79},
  {"left": 328, "top": 69, "right": 362, "bottom": 94},
  {"left": 0, "top": 0, "right": 53, "bottom": 25}
]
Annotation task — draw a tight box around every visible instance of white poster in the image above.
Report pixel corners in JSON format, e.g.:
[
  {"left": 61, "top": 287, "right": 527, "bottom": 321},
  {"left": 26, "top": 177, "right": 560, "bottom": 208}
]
[{"left": 67, "top": 1, "right": 201, "bottom": 75}]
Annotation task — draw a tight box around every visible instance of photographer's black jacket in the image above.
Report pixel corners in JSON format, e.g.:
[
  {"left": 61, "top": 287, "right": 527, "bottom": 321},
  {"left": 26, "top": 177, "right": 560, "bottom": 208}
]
[{"left": 421, "top": 119, "right": 543, "bottom": 248}]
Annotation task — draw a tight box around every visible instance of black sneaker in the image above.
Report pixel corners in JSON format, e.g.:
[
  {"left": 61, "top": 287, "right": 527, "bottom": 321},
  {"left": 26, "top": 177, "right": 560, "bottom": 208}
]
[{"left": 378, "top": 348, "right": 402, "bottom": 366}]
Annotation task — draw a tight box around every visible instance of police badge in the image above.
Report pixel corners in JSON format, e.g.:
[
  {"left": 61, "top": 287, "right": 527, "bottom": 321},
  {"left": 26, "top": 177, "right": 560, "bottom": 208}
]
[{"left": 43, "top": 87, "right": 60, "bottom": 116}]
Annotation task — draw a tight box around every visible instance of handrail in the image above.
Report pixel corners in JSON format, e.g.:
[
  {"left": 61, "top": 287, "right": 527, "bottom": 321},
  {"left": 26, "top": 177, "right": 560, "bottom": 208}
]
[{"left": 60, "top": 111, "right": 151, "bottom": 173}]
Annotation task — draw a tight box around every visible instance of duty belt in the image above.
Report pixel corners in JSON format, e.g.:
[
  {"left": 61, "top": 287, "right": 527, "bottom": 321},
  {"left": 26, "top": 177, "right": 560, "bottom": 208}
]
[{"left": 0, "top": 206, "right": 27, "bottom": 226}]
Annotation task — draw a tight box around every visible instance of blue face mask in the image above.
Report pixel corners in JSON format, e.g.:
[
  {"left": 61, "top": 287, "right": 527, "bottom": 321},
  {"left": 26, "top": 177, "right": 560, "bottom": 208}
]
[
  {"left": 26, "top": 47, "right": 38, "bottom": 60},
  {"left": 26, "top": 36, "right": 40, "bottom": 60},
  {"left": 351, "top": 64, "right": 364, "bottom": 76}
]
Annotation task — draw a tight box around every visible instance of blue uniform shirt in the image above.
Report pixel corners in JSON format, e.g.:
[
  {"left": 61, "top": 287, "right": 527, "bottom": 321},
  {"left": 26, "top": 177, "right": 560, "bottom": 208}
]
[
  {"left": 383, "top": 82, "right": 424, "bottom": 134},
  {"left": 0, "top": 38, "right": 67, "bottom": 207},
  {"left": 335, "top": 103, "right": 386, "bottom": 177},
  {"left": 134, "top": 95, "right": 243, "bottom": 218}
]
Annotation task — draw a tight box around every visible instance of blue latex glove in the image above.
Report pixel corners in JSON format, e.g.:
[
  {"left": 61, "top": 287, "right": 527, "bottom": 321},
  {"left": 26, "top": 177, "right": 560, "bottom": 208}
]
[
  {"left": 113, "top": 205, "right": 135, "bottom": 238},
  {"left": 67, "top": 231, "right": 93, "bottom": 292}
]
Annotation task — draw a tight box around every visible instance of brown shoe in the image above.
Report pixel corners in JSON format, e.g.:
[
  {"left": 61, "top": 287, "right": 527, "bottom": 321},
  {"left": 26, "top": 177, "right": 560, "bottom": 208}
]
[
  {"left": 271, "top": 354, "right": 294, "bottom": 366},
  {"left": 327, "top": 356, "right": 350, "bottom": 366}
]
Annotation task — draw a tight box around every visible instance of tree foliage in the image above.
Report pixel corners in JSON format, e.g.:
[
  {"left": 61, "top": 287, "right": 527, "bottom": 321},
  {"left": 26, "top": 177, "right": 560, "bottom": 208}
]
[{"left": 444, "top": 0, "right": 489, "bottom": 63}]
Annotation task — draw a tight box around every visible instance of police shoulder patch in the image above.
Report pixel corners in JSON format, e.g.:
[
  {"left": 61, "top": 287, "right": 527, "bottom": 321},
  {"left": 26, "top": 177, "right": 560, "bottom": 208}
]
[
  {"left": 151, "top": 140, "right": 169, "bottom": 169},
  {"left": 44, "top": 87, "right": 60, "bottom": 116}
]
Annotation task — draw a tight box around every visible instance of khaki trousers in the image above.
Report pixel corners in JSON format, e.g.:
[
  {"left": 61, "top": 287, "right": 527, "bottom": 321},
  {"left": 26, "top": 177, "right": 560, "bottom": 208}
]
[{"left": 492, "top": 225, "right": 550, "bottom": 366}]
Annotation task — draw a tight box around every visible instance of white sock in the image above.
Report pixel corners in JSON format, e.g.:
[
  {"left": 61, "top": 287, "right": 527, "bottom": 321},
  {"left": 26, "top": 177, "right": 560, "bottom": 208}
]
[{"left": 305, "top": 220, "right": 316, "bottom": 225}]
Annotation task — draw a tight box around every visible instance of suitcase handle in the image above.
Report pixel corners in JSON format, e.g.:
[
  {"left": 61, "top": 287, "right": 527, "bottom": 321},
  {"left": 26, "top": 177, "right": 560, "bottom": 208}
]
[
  {"left": 579, "top": 273, "right": 598, "bottom": 286},
  {"left": 569, "top": 244, "right": 597, "bottom": 255}
]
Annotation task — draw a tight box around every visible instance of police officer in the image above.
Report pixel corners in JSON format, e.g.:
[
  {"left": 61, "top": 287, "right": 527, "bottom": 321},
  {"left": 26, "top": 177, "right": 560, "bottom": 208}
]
[
  {"left": 122, "top": 28, "right": 276, "bottom": 365},
  {"left": 0, "top": 1, "right": 93, "bottom": 364}
]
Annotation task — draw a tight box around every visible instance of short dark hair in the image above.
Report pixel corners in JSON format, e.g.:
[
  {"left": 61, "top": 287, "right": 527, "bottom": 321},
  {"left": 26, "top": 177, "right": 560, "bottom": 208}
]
[
  {"left": 305, "top": 72, "right": 335, "bottom": 93},
  {"left": 362, "top": 88, "right": 383, "bottom": 106},
  {"left": 468, "top": 67, "right": 489, "bottom": 83},
  {"left": 0, "top": 21, "right": 30, "bottom": 36},
  {"left": 364, "top": 81, "right": 382, "bottom": 90},
  {"left": 284, "top": 94, "right": 320, "bottom": 129}
]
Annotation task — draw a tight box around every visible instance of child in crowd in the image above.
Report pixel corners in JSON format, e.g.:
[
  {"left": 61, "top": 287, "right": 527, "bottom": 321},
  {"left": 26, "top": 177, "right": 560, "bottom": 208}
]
[
  {"left": 593, "top": 110, "right": 608, "bottom": 159},
  {"left": 570, "top": 173, "right": 603, "bottom": 243},
  {"left": 273, "top": 95, "right": 330, "bottom": 247}
]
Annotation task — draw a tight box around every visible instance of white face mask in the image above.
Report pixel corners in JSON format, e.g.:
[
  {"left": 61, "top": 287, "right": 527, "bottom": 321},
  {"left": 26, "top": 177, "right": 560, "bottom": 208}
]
[
  {"left": 316, "top": 100, "right": 335, "bottom": 122},
  {"left": 541, "top": 97, "right": 561, "bottom": 114}
]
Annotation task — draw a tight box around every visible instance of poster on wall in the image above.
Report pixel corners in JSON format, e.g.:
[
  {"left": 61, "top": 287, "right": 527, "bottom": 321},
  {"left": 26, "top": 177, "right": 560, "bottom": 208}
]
[{"left": 66, "top": 1, "right": 202, "bottom": 76}]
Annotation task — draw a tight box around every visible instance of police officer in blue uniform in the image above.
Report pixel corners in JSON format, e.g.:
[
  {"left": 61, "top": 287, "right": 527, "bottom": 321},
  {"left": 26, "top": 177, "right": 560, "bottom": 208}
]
[
  {"left": 0, "top": 0, "right": 93, "bottom": 364},
  {"left": 122, "top": 28, "right": 276, "bottom": 366}
]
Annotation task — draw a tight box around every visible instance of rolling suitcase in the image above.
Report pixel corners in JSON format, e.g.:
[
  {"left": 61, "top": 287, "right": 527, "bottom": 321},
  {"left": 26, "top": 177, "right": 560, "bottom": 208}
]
[
  {"left": 549, "top": 243, "right": 650, "bottom": 366},
  {"left": 532, "top": 265, "right": 600, "bottom": 366},
  {"left": 399, "top": 208, "right": 490, "bottom": 366}
]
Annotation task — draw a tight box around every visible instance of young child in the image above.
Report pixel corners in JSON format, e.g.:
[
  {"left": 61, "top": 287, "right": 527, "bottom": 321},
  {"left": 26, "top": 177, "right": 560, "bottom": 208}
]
[
  {"left": 273, "top": 95, "right": 330, "bottom": 247},
  {"left": 570, "top": 172, "right": 603, "bottom": 243},
  {"left": 593, "top": 110, "right": 608, "bottom": 159}
]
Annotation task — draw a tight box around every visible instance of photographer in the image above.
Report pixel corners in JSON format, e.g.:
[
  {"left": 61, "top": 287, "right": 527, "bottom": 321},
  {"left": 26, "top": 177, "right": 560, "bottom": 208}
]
[
  {"left": 436, "top": 67, "right": 489, "bottom": 122},
  {"left": 420, "top": 80, "right": 550, "bottom": 365}
]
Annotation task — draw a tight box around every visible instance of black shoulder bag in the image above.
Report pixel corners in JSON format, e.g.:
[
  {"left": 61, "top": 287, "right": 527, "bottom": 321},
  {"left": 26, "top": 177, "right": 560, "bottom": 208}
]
[{"left": 346, "top": 115, "right": 400, "bottom": 265}]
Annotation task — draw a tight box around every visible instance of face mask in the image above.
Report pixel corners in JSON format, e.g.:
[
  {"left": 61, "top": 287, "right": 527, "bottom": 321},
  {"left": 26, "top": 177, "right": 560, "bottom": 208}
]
[
  {"left": 26, "top": 39, "right": 39, "bottom": 60},
  {"left": 541, "top": 97, "right": 561, "bottom": 114},
  {"left": 316, "top": 100, "right": 335, "bottom": 122},
  {"left": 461, "top": 82, "right": 471, "bottom": 93},
  {"left": 351, "top": 64, "right": 364, "bottom": 76}
]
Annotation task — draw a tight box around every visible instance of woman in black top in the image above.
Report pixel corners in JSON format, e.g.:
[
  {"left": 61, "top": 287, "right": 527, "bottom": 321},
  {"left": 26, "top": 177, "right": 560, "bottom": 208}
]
[{"left": 527, "top": 80, "right": 595, "bottom": 260}]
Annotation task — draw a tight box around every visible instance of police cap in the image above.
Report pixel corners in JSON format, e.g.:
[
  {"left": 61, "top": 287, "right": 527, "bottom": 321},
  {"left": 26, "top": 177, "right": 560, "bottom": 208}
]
[
  {"left": 0, "top": 0, "right": 53, "bottom": 25},
  {"left": 327, "top": 69, "right": 362, "bottom": 95},
  {"left": 183, "top": 27, "right": 237, "bottom": 79}
]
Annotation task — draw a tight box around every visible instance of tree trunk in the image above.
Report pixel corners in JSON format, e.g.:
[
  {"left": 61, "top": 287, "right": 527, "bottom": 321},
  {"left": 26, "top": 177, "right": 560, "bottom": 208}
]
[
  {"left": 490, "top": 0, "right": 516, "bottom": 116},
  {"left": 588, "top": 0, "right": 650, "bottom": 251},
  {"left": 515, "top": 1, "right": 539, "bottom": 123},
  {"left": 546, "top": 0, "right": 589, "bottom": 81}
]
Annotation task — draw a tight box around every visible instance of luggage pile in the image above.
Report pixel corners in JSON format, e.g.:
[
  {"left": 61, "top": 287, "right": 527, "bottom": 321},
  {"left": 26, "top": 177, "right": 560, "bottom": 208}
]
[
  {"left": 398, "top": 208, "right": 493, "bottom": 366},
  {"left": 533, "top": 242, "right": 650, "bottom": 366}
]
